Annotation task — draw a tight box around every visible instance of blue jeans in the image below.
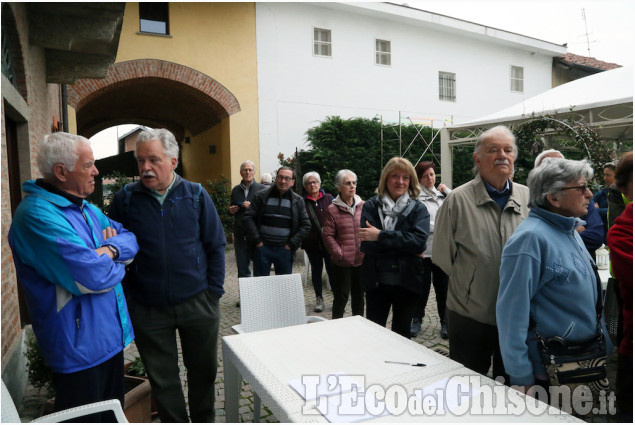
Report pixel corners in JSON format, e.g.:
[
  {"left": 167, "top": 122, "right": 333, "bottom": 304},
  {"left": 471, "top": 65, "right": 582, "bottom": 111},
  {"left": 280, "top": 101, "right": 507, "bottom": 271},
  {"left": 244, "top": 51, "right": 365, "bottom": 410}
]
[
  {"left": 253, "top": 244, "right": 294, "bottom": 276},
  {"left": 233, "top": 233, "right": 252, "bottom": 278}
]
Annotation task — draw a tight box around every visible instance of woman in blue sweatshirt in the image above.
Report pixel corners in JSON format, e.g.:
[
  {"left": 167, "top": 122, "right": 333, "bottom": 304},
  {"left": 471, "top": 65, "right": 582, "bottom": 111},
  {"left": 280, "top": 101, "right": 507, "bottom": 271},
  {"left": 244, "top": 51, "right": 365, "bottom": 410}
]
[{"left": 497, "top": 158, "right": 611, "bottom": 395}]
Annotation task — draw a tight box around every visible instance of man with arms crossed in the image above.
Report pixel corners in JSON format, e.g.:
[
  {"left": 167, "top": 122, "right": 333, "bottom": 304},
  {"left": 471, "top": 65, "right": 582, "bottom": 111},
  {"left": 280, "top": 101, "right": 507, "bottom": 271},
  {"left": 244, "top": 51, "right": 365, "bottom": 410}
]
[{"left": 9, "top": 132, "right": 138, "bottom": 421}]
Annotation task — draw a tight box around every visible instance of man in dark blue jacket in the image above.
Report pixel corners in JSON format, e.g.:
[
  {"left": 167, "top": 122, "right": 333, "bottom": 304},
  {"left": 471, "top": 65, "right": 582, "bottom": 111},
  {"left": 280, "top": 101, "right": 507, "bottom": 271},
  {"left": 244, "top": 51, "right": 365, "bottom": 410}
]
[{"left": 110, "top": 128, "right": 225, "bottom": 423}]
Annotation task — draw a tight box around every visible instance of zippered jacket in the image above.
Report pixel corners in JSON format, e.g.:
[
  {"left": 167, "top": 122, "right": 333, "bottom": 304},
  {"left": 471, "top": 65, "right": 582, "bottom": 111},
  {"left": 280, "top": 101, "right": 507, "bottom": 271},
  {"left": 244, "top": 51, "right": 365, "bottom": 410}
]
[
  {"left": 497, "top": 207, "right": 611, "bottom": 386},
  {"left": 432, "top": 174, "right": 529, "bottom": 326},
  {"left": 8, "top": 180, "right": 138, "bottom": 374},
  {"left": 109, "top": 175, "right": 226, "bottom": 306},
  {"left": 360, "top": 196, "right": 430, "bottom": 295},
  {"left": 243, "top": 186, "right": 311, "bottom": 251},
  {"left": 301, "top": 188, "right": 334, "bottom": 251},
  {"left": 322, "top": 195, "right": 365, "bottom": 267}
]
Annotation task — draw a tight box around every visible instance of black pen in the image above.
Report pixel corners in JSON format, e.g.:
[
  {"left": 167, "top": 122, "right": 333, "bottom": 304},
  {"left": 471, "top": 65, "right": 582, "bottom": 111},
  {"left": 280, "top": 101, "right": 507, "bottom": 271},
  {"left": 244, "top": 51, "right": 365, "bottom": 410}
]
[{"left": 384, "top": 360, "right": 426, "bottom": 367}]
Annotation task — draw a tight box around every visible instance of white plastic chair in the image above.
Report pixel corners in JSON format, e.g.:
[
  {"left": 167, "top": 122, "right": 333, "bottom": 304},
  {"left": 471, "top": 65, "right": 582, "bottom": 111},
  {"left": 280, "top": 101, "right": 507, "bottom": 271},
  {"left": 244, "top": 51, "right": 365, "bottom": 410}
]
[
  {"left": 232, "top": 273, "right": 326, "bottom": 334},
  {"left": 2, "top": 379, "right": 128, "bottom": 423},
  {"left": 230, "top": 273, "right": 326, "bottom": 421}
]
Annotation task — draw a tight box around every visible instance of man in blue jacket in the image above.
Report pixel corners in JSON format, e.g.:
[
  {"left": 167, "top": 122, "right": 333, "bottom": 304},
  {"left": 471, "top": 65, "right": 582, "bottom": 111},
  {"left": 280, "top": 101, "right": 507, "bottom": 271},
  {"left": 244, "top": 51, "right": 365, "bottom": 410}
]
[
  {"left": 9, "top": 132, "right": 139, "bottom": 421},
  {"left": 109, "top": 128, "right": 226, "bottom": 423}
]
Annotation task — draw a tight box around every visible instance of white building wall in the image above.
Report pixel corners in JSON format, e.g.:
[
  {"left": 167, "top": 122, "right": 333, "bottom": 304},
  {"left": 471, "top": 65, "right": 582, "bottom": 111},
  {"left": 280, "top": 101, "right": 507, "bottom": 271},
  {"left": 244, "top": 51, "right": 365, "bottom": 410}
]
[{"left": 256, "top": 2, "right": 562, "bottom": 174}]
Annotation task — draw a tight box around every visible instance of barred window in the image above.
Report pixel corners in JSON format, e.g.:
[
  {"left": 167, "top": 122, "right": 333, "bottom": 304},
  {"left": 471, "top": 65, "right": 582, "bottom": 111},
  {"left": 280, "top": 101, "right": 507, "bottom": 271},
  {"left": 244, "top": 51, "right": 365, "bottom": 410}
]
[
  {"left": 511, "top": 66, "right": 524, "bottom": 93},
  {"left": 313, "top": 28, "right": 332, "bottom": 57},
  {"left": 375, "top": 39, "right": 391, "bottom": 66},
  {"left": 439, "top": 71, "right": 456, "bottom": 102}
]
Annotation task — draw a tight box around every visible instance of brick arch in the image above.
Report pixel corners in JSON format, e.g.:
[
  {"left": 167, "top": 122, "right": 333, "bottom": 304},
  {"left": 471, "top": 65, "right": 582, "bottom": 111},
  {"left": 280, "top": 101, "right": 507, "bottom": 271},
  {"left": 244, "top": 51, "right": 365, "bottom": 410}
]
[{"left": 68, "top": 59, "right": 241, "bottom": 137}]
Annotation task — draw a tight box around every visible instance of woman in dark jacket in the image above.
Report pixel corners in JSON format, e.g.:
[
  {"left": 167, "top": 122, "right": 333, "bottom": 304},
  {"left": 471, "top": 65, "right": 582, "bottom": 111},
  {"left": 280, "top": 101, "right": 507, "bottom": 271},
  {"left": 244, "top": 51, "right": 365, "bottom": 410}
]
[
  {"left": 301, "top": 171, "right": 334, "bottom": 312},
  {"left": 360, "top": 157, "right": 430, "bottom": 338}
]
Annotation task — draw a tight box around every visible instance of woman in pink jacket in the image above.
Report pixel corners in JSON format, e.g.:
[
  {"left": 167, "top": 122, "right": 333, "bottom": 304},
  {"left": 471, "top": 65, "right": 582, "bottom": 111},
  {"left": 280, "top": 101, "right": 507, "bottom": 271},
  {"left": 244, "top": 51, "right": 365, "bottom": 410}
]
[{"left": 323, "top": 169, "right": 365, "bottom": 319}]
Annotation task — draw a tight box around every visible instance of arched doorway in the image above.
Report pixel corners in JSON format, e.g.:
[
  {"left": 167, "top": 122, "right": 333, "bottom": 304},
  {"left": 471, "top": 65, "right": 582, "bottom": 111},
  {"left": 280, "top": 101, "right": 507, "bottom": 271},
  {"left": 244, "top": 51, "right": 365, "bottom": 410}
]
[{"left": 68, "top": 59, "right": 241, "bottom": 188}]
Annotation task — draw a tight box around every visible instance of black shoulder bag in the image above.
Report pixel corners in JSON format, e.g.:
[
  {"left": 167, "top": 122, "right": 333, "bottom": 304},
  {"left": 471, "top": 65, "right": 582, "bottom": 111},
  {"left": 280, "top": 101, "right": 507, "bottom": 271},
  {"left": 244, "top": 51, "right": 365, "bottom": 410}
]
[{"left": 531, "top": 261, "right": 609, "bottom": 397}]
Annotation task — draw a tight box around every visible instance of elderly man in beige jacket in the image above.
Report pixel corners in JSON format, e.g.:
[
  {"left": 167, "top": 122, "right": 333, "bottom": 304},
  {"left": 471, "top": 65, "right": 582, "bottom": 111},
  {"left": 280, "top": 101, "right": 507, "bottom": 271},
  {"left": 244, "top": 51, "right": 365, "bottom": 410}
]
[{"left": 432, "top": 125, "right": 529, "bottom": 382}]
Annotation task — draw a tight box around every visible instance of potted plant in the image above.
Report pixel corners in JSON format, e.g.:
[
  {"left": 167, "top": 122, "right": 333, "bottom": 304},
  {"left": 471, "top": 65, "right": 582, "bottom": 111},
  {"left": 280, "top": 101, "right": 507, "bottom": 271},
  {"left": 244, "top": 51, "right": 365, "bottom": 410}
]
[
  {"left": 25, "top": 335, "right": 152, "bottom": 422},
  {"left": 124, "top": 356, "right": 158, "bottom": 419}
]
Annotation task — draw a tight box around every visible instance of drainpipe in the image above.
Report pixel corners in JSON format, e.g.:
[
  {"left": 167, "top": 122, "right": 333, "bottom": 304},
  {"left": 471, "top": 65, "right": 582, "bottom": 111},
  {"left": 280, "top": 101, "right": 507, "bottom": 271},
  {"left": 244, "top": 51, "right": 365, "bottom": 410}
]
[{"left": 62, "top": 84, "right": 69, "bottom": 132}]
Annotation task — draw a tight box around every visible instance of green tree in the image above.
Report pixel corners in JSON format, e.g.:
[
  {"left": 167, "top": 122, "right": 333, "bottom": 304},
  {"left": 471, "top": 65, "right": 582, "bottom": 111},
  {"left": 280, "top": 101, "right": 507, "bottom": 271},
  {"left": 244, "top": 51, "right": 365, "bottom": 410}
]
[
  {"left": 282, "top": 116, "right": 443, "bottom": 200},
  {"left": 204, "top": 175, "right": 233, "bottom": 241}
]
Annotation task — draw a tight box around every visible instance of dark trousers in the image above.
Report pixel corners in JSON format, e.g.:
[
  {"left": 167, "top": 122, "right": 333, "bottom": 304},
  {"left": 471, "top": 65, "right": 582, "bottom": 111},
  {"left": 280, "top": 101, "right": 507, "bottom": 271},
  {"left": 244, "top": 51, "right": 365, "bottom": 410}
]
[
  {"left": 253, "top": 244, "right": 294, "bottom": 276},
  {"left": 128, "top": 290, "right": 220, "bottom": 423},
  {"left": 447, "top": 309, "right": 508, "bottom": 382},
  {"left": 234, "top": 233, "right": 253, "bottom": 278},
  {"left": 332, "top": 264, "right": 364, "bottom": 319},
  {"left": 366, "top": 284, "right": 419, "bottom": 339},
  {"left": 305, "top": 247, "right": 334, "bottom": 298},
  {"left": 413, "top": 258, "right": 448, "bottom": 322},
  {"left": 616, "top": 353, "right": 633, "bottom": 417},
  {"left": 53, "top": 351, "right": 124, "bottom": 423}
]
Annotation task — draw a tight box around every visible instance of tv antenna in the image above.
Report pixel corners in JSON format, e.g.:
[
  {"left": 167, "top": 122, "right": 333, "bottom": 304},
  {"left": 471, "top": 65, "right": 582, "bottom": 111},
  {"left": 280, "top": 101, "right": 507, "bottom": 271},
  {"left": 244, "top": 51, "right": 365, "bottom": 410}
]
[{"left": 581, "top": 8, "right": 592, "bottom": 57}]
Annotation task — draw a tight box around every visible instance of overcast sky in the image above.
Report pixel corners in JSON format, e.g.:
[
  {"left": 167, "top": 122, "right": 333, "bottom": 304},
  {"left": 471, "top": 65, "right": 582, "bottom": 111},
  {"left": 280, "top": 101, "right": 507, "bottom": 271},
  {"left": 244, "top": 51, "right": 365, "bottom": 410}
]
[
  {"left": 91, "top": 0, "right": 634, "bottom": 159},
  {"left": 406, "top": 0, "right": 634, "bottom": 67}
]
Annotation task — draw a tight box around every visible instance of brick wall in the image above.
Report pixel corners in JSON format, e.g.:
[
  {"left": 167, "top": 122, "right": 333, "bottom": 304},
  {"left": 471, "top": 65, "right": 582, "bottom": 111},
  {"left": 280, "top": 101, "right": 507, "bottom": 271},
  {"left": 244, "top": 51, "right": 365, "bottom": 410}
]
[{"left": 1, "top": 2, "right": 62, "bottom": 367}]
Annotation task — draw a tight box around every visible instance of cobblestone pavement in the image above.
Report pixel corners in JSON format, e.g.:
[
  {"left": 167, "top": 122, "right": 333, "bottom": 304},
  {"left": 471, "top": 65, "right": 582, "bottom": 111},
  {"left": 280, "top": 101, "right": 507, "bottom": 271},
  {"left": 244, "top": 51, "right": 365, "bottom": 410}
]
[{"left": 19, "top": 244, "right": 620, "bottom": 422}]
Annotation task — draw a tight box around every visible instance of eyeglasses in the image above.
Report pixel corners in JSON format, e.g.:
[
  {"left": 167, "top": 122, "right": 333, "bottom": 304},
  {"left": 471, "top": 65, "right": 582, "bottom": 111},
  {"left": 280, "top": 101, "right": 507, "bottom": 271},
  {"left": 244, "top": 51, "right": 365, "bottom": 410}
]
[
  {"left": 561, "top": 183, "right": 590, "bottom": 194},
  {"left": 305, "top": 180, "right": 320, "bottom": 186},
  {"left": 343, "top": 181, "right": 357, "bottom": 186},
  {"left": 241, "top": 169, "right": 254, "bottom": 173},
  {"left": 276, "top": 175, "right": 294, "bottom": 182}
]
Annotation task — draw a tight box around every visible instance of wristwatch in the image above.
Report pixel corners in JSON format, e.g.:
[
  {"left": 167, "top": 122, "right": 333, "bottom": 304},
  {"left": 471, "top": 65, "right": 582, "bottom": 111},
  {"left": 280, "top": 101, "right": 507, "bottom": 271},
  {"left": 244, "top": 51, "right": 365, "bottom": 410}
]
[{"left": 104, "top": 244, "right": 119, "bottom": 260}]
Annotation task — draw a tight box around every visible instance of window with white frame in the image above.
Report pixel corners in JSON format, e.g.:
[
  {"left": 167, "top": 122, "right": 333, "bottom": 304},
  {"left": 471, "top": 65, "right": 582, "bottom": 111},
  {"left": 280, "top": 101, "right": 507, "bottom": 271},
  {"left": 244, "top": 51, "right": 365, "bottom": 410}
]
[
  {"left": 375, "top": 39, "right": 391, "bottom": 66},
  {"left": 313, "top": 28, "right": 331, "bottom": 57},
  {"left": 511, "top": 66, "right": 524, "bottom": 93},
  {"left": 439, "top": 71, "right": 456, "bottom": 102}
]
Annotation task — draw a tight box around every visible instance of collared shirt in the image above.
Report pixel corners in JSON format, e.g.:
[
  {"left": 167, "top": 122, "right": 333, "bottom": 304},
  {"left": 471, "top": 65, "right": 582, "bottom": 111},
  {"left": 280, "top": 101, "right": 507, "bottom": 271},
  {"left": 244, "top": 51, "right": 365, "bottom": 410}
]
[
  {"left": 241, "top": 181, "right": 252, "bottom": 198},
  {"left": 150, "top": 172, "right": 177, "bottom": 205},
  {"left": 483, "top": 178, "right": 511, "bottom": 211}
]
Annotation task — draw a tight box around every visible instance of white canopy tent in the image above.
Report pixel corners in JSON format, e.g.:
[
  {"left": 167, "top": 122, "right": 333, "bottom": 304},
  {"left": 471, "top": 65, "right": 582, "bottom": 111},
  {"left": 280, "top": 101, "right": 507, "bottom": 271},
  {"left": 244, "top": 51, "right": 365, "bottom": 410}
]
[{"left": 440, "top": 66, "right": 634, "bottom": 186}]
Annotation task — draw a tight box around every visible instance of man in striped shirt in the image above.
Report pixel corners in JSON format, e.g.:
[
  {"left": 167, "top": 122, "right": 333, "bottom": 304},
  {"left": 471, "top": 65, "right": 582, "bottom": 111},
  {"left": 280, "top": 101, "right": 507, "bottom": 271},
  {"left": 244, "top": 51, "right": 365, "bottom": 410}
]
[{"left": 243, "top": 167, "right": 311, "bottom": 276}]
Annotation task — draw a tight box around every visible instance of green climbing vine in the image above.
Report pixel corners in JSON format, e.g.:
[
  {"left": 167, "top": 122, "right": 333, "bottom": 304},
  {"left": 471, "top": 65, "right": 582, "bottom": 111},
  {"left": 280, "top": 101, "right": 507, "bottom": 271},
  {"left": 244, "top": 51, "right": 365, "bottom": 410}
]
[{"left": 511, "top": 113, "right": 614, "bottom": 187}]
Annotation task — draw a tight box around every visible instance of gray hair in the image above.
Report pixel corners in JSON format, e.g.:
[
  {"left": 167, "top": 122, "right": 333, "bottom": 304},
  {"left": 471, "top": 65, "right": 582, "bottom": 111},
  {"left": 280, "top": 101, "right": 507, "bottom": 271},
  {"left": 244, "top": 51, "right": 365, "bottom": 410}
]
[
  {"left": 260, "top": 173, "right": 272, "bottom": 184},
  {"left": 472, "top": 125, "right": 517, "bottom": 174},
  {"left": 527, "top": 158, "right": 593, "bottom": 209},
  {"left": 533, "top": 149, "right": 563, "bottom": 168},
  {"left": 474, "top": 125, "right": 518, "bottom": 157},
  {"left": 334, "top": 169, "right": 357, "bottom": 189},
  {"left": 135, "top": 128, "right": 179, "bottom": 163},
  {"left": 240, "top": 160, "right": 255, "bottom": 171},
  {"left": 37, "top": 132, "right": 90, "bottom": 179},
  {"left": 302, "top": 171, "right": 321, "bottom": 186}
]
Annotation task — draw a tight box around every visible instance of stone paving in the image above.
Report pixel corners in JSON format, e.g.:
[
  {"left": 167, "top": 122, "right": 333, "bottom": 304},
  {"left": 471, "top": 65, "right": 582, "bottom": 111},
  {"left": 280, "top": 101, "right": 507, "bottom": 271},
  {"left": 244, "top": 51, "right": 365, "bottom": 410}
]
[{"left": 19, "top": 243, "right": 621, "bottom": 422}]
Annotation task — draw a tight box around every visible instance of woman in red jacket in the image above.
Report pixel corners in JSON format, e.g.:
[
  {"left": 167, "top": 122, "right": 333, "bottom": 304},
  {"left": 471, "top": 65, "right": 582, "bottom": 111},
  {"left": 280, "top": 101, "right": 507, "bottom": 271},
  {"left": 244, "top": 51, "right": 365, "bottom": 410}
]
[
  {"left": 607, "top": 151, "right": 633, "bottom": 419},
  {"left": 322, "top": 170, "right": 365, "bottom": 319}
]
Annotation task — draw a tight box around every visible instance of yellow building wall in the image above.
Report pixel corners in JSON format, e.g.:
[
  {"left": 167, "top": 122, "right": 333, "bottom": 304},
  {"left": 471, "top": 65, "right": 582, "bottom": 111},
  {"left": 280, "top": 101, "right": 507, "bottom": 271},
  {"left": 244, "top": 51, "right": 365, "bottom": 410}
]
[
  {"left": 181, "top": 117, "right": 231, "bottom": 186},
  {"left": 116, "top": 2, "right": 260, "bottom": 187}
]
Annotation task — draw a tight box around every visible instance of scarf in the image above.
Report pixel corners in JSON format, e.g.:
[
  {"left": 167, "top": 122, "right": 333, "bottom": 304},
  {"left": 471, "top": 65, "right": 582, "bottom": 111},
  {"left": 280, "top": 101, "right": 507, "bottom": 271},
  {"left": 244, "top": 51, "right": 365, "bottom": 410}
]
[{"left": 379, "top": 193, "right": 410, "bottom": 231}]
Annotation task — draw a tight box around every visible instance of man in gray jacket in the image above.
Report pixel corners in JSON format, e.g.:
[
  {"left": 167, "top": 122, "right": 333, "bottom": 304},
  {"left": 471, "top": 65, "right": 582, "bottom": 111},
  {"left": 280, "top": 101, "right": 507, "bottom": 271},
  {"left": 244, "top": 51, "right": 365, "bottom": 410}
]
[
  {"left": 229, "top": 160, "right": 265, "bottom": 280},
  {"left": 432, "top": 125, "right": 529, "bottom": 382}
]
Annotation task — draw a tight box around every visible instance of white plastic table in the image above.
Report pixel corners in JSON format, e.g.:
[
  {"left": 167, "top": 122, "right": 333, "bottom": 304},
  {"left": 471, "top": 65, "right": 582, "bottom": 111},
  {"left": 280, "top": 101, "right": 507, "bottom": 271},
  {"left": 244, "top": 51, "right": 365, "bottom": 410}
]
[{"left": 222, "top": 316, "right": 582, "bottom": 423}]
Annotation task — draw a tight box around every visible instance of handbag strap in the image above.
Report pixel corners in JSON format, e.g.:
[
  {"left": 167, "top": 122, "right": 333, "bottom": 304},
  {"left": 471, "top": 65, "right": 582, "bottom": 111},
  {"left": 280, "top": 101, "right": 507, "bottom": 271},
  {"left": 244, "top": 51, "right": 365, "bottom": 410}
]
[
  {"left": 307, "top": 202, "right": 323, "bottom": 233},
  {"left": 530, "top": 259, "right": 604, "bottom": 342}
]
